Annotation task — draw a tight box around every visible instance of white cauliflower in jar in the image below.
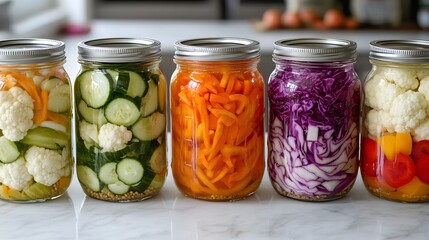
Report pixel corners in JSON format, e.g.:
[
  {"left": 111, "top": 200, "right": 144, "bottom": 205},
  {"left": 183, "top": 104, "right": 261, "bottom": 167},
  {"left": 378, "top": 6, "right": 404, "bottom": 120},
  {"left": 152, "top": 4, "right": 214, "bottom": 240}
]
[
  {"left": 417, "top": 69, "right": 429, "bottom": 80},
  {"left": 25, "top": 146, "right": 70, "bottom": 186},
  {"left": 79, "top": 120, "right": 99, "bottom": 146},
  {"left": 383, "top": 67, "right": 419, "bottom": 90},
  {"left": 418, "top": 76, "right": 429, "bottom": 115},
  {"left": 412, "top": 119, "right": 429, "bottom": 142},
  {"left": 0, "top": 87, "right": 34, "bottom": 141},
  {"left": 0, "top": 157, "right": 33, "bottom": 191},
  {"left": 390, "top": 91, "right": 427, "bottom": 133},
  {"left": 98, "top": 123, "right": 132, "bottom": 152},
  {"left": 364, "top": 73, "right": 405, "bottom": 111},
  {"left": 365, "top": 109, "right": 394, "bottom": 137}
]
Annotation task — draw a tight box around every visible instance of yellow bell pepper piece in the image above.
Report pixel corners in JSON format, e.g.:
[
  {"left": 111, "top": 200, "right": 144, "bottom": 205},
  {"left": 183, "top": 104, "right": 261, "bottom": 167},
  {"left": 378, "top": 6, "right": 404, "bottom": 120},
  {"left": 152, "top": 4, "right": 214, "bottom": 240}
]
[
  {"left": 398, "top": 176, "right": 429, "bottom": 196},
  {"left": 377, "top": 133, "right": 412, "bottom": 161}
]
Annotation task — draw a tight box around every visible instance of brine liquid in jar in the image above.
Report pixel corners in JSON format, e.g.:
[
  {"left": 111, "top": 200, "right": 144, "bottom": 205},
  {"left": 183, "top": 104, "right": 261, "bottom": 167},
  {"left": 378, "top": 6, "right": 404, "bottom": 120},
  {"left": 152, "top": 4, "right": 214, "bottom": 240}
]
[
  {"left": 361, "top": 40, "right": 429, "bottom": 202},
  {"left": 75, "top": 38, "right": 167, "bottom": 202},
  {"left": 268, "top": 38, "right": 361, "bottom": 201},
  {"left": 171, "top": 38, "right": 265, "bottom": 201},
  {"left": 0, "top": 39, "right": 73, "bottom": 202}
]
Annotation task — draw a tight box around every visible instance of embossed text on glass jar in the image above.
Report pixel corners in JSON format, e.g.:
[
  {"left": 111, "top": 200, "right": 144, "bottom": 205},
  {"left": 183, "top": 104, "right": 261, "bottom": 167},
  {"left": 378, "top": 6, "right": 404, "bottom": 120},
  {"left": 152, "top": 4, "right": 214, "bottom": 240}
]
[
  {"left": 0, "top": 39, "right": 73, "bottom": 202},
  {"left": 268, "top": 38, "right": 361, "bottom": 201}
]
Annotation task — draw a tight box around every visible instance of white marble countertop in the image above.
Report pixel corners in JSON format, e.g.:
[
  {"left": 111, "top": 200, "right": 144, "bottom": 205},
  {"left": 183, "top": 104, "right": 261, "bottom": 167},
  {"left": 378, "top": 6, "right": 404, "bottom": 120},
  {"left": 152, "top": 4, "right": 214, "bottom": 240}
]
[
  {"left": 1, "top": 168, "right": 428, "bottom": 240},
  {"left": 1, "top": 20, "right": 429, "bottom": 240}
]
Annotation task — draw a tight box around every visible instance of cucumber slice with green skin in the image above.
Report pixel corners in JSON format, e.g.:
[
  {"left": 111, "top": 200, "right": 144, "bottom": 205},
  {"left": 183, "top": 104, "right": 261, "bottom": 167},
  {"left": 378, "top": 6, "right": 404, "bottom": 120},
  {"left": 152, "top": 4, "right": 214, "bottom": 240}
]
[
  {"left": 99, "top": 162, "right": 119, "bottom": 185},
  {"left": 150, "top": 174, "right": 165, "bottom": 190},
  {"left": 77, "top": 165, "right": 101, "bottom": 192},
  {"left": 48, "top": 84, "right": 71, "bottom": 113},
  {"left": 108, "top": 181, "right": 130, "bottom": 195},
  {"left": 106, "top": 69, "right": 119, "bottom": 83},
  {"left": 78, "top": 100, "right": 108, "bottom": 126},
  {"left": 130, "top": 160, "right": 156, "bottom": 193},
  {"left": 78, "top": 70, "right": 113, "bottom": 109},
  {"left": 23, "top": 182, "right": 52, "bottom": 199},
  {"left": 115, "top": 71, "right": 148, "bottom": 98},
  {"left": 150, "top": 143, "right": 167, "bottom": 174},
  {"left": 21, "top": 127, "right": 68, "bottom": 150},
  {"left": 131, "top": 112, "right": 166, "bottom": 141},
  {"left": 41, "top": 77, "right": 64, "bottom": 91},
  {"left": 116, "top": 158, "right": 144, "bottom": 185},
  {"left": 40, "top": 121, "right": 67, "bottom": 133},
  {"left": 104, "top": 98, "right": 140, "bottom": 127},
  {"left": 140, "top": 80, "right": 159, "bottom": 117},
  {"left": 0, "top": 136, "right": 20, "bottom": 163}
]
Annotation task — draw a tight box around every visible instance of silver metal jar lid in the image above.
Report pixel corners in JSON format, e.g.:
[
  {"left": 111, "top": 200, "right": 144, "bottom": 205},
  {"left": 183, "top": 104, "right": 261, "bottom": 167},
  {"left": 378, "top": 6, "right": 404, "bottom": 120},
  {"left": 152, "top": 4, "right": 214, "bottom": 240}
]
[
  {"left": 369, "top": 40, "right": 429, "bottom": 63},
  {"left": 0, "top": 38, "right": 65, "bottom": 64},
  {"left": 273, "top": 38, "right": 357, "bottom": 62},
  {"left": 174, "top": 37, "right": 260, "bottom": 61},
  {"left": 78, "top": 38, "right": 161, "bottom": 63}
]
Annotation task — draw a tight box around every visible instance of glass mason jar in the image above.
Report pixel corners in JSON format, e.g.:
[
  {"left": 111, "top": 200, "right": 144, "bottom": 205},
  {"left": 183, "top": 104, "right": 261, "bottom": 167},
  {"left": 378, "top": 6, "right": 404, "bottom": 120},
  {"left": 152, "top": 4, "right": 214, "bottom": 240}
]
[
  {"left": 361, "top": 40, "right": 429, "bottom": 202},
  {"left": 0, "top": 38, "right": 73, "bottom": 202},
  {"left": 75, "top": 38, "right": 167, "bottom": 202},
  {"left": 171, "top": 38, "right": 265, "bottom": 201},
  {"left": 268, "top": 38, "right": 361, "bottom": 201}
]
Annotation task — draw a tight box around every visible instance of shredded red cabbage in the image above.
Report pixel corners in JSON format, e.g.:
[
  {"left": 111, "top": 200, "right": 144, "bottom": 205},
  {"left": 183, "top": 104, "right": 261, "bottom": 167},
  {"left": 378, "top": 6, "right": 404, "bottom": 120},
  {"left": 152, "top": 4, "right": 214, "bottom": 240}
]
[{"left": 268, "top": 61, "right": 361, "bottom": 198}]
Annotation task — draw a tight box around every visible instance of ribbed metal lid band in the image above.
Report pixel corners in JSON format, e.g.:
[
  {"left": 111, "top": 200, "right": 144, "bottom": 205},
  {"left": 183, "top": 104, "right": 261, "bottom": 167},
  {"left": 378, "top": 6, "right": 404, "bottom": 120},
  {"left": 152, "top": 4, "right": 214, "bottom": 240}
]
[
  {"left": 0, "top": 38, "right": 65, "bottom": 64},
  {"left": 369, "top": 40, "right": 429, "bottom": 63},
  {"left": 78, "top": 38, "right": 162, "bottom": 63},
  {"left": 273, "top": 38, "right": 357, "bottom": 62},
  {"left": 174, "top": 37, "right": 260, "bottom": 61}
]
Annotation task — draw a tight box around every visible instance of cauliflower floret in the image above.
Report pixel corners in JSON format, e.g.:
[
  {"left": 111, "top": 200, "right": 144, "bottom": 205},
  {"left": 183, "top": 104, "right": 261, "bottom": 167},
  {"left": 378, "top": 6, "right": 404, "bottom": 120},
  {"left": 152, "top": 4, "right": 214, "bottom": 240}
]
[
  {"left": 365, "top": 109, "right": 394, "bottom": 137},
  {"left": 390, "top": 91, "right": 427, "bottom": 133},
  {"left": 79, "top": 120, "right": 99, "bottom": 145},
  {"left": 0, "top": 87, "right": 34, "bottom": 141},
  {"left": 364, "top": 73, "right": 405, "bottom": 111},
  {"left": 0, "top": 157, "right": 33, "bottom": 191},
  {"left": 98, "top": 123, "right": 132, "bottom": 152},
  {"left": 417, "top": 69, "right": 429, "bottom": 80},
  {"left": 418, "top": 76, "right": 429, "bottom": 115},
  {"left": 25, "top": 146, "right": 69, "bottom": 186},
  {"left": 412, "top": 119, "right": 429, "bottom": 142},
  {"left": 383, "top": 67, "right": 419, "bottom": 90}
]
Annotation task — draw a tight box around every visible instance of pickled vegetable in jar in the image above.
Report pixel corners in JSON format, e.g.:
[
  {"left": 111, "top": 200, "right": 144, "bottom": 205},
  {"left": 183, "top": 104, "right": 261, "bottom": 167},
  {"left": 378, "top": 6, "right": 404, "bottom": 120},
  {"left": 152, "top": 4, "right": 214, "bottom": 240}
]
[
  {"left": 361, "top": 40, "right": 429, "bottom": 202},
  {"left": 171, "top": 38, "right": 265, "bottom": 201},
  {"left": 0, "top": 39, "right": 73, "bottom": 202},
  {"left": 75, "top": 38, "right": 167, "bottom": 202},
  {"left": 268, "top": 38, "right": 361, "bottom": 201}
]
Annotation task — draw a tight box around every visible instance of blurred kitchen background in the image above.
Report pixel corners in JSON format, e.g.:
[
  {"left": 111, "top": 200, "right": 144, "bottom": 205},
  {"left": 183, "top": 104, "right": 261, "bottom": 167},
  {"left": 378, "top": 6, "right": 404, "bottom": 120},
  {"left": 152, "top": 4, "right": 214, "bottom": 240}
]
[{"left": 0, "top": 0, "right": 428, "bottom": 79}]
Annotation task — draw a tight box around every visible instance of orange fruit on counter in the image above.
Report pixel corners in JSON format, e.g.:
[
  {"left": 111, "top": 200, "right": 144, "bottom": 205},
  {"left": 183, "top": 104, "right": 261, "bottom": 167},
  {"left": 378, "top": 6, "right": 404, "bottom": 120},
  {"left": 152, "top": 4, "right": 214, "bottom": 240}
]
[
  {"left": 281, "top": 11, "right": 303, "bottom": 28},
  {"left": 262, "top": 8, "right": 282, "bottom": 29},
  {"left": 299, "top": 8, "right": 320, "bottom": 26},
  {"left": 323, "top": 9, "right": 345, "bottom": 29}
]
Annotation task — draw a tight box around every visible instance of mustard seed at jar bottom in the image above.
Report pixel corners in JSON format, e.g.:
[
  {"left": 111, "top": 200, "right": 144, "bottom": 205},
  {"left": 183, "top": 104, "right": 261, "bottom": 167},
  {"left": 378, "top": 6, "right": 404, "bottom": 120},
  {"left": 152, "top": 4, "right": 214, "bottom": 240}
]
[
  {"left": 75, "top": 38, "right": 167, "bottom": 202},
  {"left": 0, "top": 39, "right": 73, "bottom": 202},
  {"left": 361, "top": 40, "right": 429, "bottom": 202}
]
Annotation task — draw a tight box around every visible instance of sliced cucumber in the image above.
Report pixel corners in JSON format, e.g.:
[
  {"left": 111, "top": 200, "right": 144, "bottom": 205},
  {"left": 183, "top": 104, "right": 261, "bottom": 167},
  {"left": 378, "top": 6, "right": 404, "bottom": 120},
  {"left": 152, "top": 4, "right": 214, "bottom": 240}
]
[
  {"left": 41, "top": 77, "right": 64, "bottom": 91},
  {"left": 104, "top": 98, "right": 140, "bottom": 127},
  {"left": 131, "top": 112, "right": 166, "bottom": 141},
  {"left": 115, "top": 71, "right": 148, "bottom": 98},
  {"left": 150, "top": 143, "right": 166, "bottom": 174},
  {"left": 78, "top": 70, "right": 113, "bottom": 108},
  {"left": 116, "top": 158, "right": 144, "bottom": 185},
  {"left": 108, "top": 181, "right": 130, "bottom": 195},
  {"left": 140, "top": 80, "right": 159, "bottom": 117},
  {"left": 23, "top": 182, "right": 52, "bottom": 199},
  {"left": 0, "top": 136, "right": 20, "bottom": 163},
  {"left": 150, "top": 174, "right": 165, "bottom": 190},
  {"left": 106, "top": 69, "right": 119, "bottom": 83},
  {"left": 77, "top": 165, "right": 101, "bottom": 192},
  {"left": 130, "top": 160, "right": 156, "bottom": 193},
  {"left": 48, "top": 84, "right": 71, "bottom": 113},
  {"left": 78, "top": 100, "right": 108, "bottom": 126},
  {"left": 99, "top": 162, "right": 119, "bottom": 185},
  {"left": 21, "top": 127, "right": 68, "bottom": 150}
]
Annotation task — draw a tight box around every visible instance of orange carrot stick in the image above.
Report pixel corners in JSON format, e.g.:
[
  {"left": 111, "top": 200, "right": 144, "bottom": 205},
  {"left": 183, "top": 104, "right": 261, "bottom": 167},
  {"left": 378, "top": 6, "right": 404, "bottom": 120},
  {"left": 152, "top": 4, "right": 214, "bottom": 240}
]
[
  {"left": 47, "top": 111, "right": 68, "bottom": 126},
  {"left": 34, "top": 90, "right": 49, "bottom": 124}
]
